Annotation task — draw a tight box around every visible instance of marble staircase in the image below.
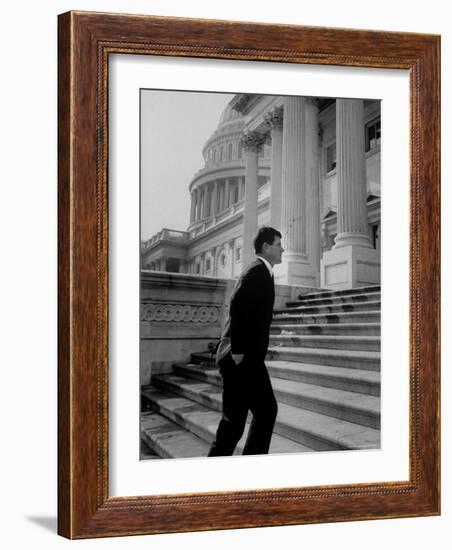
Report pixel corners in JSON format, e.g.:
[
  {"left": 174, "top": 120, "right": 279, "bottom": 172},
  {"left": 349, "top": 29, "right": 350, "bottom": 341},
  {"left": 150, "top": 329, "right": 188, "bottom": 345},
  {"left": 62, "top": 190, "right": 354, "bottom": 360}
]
[{"left": 141, "top": 285, "right": 381, "bottom": 459}]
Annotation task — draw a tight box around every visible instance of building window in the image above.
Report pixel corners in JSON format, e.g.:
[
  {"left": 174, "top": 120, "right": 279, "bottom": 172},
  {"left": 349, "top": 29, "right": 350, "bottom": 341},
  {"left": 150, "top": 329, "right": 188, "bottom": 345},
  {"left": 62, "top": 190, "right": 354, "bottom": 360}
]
[
  {"left": 326, "top": 143, "right": 336, "bottom": 173},
  {"left": 235, "top": 247, "right": 242, "bottom": 262},
  {"left": 366, "top": 119, "right": 381, "bottom": 152},
  {"left": 219, "top": 147, "right": 223, "bottom": 162},
  {"left": 206, "top": 258, "right": 211, "bottom": 271},
  {"left": 220, "top": 253, "right": 227, "bottom": 268},
  {"left": 228, "top": 143, "right": 233, "bottom": 160},
  {"left": 238, "top": 141, "right": 243, "bottom": 159},
  {"left": 196, "top": 263, "right": 201, "bottom": 274}
]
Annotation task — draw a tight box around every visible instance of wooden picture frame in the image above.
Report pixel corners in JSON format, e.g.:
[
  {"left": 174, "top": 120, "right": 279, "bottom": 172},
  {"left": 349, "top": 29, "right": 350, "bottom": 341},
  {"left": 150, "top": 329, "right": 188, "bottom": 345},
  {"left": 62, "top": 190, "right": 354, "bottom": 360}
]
[{"left": 58, "top": 11, "right": 440, "bottom": 539}]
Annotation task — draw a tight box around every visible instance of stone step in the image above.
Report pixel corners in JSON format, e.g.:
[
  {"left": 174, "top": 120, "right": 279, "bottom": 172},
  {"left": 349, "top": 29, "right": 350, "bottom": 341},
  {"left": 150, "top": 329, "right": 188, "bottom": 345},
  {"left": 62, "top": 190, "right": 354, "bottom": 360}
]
[
  {"left": 191, "top": 351, "right": 216, "bottom": 366},
  {"left": 275, "top": 300, "right": 381, "bottom": 316},
  {"left": 173, "top": 363, "right": 222, "bottom": 386},
  {"left": 274, "top": 401, "right": 380, "bottom": 451},
  {"left": 266, "top": 361, "right": 380, "bottom": 397},
  {"left": 141, "top": 411, "right": 209, "bottom": 458},
  {"left": 272, "top": 311, "right": 380, "bottom": 325},
  {"left": 142, "top": 386, "right": 380, "bottom": 452},
  {"left": 286, "top": 291, "right": 381, "bottom": 309},
  {"left": 271, "top": 377, "right": 379, "bottom": 429},
  {"left": 191, "top": 346, "right": 381, "bottom": 371},
  {"left": 270, "top": 322, "right": 380, "bottom": 336},
  {"left": 153, "top": 372, "right": 380, "bottom": 429},
  {"left": 141, "top": 389, "right": 315, "bottom": 455},
  {"left": 266, "top": 346, "right": 380, "bottom": 371},
  {"left": 153, "top": 374, "right": 223, "bottom": 411},
  {"left": 269, "top": 334, "right": 380, "bottom": 352},
  {"left": 295, "top": 285, "right": 381, "bottom": 302},
  {"left": 174, "top": 361, "right": 380, "bottom": 396},
  {"left": 140, "top": 436, "right": 162, "bottom": 459}
]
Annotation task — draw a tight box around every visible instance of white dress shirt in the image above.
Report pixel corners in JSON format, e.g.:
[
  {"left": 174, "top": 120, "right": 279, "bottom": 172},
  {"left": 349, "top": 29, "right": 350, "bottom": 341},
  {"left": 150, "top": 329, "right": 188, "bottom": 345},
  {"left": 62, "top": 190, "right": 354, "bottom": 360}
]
[{"left": 256, "top": 255, "right": 273, "bottom": 278}]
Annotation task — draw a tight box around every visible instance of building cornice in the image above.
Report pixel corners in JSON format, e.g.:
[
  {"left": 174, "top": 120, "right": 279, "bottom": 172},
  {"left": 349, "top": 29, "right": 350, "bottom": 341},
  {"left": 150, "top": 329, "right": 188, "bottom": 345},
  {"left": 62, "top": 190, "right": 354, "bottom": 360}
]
[{"left": 189, "top": 159, "right": 270, "bottom": 192}]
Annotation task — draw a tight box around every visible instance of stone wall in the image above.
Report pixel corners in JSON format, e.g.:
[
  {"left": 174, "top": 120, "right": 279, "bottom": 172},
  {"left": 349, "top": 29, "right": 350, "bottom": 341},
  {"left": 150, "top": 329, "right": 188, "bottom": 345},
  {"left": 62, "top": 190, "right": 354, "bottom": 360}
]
[{"left": 140, "top": 271, "right": 235, "bottom": 385}]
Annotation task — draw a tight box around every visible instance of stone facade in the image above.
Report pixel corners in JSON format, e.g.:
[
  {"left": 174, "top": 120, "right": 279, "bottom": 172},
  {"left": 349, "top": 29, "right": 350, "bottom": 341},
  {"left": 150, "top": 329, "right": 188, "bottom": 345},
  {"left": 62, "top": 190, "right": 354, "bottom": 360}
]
[{"left": 141, "top": 95, "right": 381, "bottom": 289}]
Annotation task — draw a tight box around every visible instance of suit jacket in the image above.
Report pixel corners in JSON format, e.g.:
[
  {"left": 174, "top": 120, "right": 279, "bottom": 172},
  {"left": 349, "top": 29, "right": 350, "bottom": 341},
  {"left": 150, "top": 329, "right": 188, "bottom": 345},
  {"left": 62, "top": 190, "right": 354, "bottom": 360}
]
[{"left": 216, "top": 258, "right": 275, "bottom": 365}]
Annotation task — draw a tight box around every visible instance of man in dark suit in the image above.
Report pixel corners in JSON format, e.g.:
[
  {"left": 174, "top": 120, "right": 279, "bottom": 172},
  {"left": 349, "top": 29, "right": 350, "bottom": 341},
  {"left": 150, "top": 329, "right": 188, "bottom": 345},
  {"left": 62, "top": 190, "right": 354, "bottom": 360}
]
[{"left": 208, "top": 227, "right": 284, "bottom": 457}]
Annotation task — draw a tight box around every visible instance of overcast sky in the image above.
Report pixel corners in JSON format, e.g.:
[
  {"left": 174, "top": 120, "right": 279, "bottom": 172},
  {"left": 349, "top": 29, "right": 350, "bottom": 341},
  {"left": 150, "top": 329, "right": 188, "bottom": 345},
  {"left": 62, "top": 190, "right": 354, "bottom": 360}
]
[{"left": 140, "top": 89, "right": 233, "bottom": 240}]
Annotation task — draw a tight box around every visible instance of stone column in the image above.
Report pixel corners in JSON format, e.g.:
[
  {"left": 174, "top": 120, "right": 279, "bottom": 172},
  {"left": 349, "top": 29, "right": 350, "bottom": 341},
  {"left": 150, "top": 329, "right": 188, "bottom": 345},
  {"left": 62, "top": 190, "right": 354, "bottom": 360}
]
[
  {"left": 211, "top": 181, "right": 218, "bottom": 216},
  {"left": 195, "top": 188, "right": 201, "bottom": 221},
  {"left": 335, "top": 99, "right": 373, "bottom": 249},
  {"left": 265, "top": 105, "right": 284, "bottom": 231},
  {"left": 192, "top": 189, "right": 197, "bottom": 221},
  {"left": 190, "top": 190, "right": 196, "bottom": 223},
  {"left": 320, "top": 99, "right": 380, "bottom": 289},
  {"left": 229, "top": 180, "right": 235, "bottom": 206},
  {"left": 240, "top": 176, "right": 245, "bottom": 200},
  {"left": 276, "top": 97, "right": 308, "bottom": 285},
  {"left": 228, "top": 181, "right": 233, "bottom": 206},
  {"left": 234, "top": 179, "right": 239, "bottom": 204},
  {"left": 242, "top": 131, "right": 265, "bottom": 268},
  {"left": 203, "top": 184, "right": 210, "bottom": 219},
  {"left": 200, "top": 188, "right": 204, "bottom": 219},
  {"left": 281, "top": 97, "right": 306, "bottom": 255},
  {"left": 223, "top": 182, "right": 227, "bottom": 210},
  {"left": 305, "top": 98, "right": 321, "bottom": 286},
  {"left": 224, "top": 179, "right": 230, "bottom": 210},
  {"left": 218, "top": 182, "right": 224, "bottom": 212}
]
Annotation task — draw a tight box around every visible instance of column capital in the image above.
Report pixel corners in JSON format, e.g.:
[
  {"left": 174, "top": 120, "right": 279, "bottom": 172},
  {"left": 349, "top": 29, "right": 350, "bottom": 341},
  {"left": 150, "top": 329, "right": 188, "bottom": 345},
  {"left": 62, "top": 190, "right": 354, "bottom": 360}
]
[
  {"left": 265, "top": 105, "right": 284, "bottom": 130},
  {"left": 241, "top": 130, "right": 265, "bottom": 153}
]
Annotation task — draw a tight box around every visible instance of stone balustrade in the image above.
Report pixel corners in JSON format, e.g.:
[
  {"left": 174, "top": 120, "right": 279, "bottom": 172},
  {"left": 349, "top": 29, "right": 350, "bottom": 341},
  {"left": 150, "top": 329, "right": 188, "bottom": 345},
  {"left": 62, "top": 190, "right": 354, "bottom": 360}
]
[
  {"left": 140, "top": 271, "right": 235, "bottom": 384},
  {"left": 143, "top": 228, "right": 188, "bottom": 249}
]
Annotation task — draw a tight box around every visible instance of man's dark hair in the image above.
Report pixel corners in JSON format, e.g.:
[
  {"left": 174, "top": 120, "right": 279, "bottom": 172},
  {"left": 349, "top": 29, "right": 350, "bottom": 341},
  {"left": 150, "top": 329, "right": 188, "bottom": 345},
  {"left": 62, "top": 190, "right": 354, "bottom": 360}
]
[{"left": 253, "top": 226, "right": 282, "bottom": 254}]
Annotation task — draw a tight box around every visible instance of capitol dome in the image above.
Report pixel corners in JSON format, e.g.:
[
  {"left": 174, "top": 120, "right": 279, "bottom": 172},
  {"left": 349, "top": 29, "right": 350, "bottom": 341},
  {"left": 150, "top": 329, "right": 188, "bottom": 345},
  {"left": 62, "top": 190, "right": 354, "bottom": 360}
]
[
  {"left": 186, "top": 96, "right": 272, "bottom": 269},
  {"left": 216, "top": 103, "right": 243, "bottom": 128}
]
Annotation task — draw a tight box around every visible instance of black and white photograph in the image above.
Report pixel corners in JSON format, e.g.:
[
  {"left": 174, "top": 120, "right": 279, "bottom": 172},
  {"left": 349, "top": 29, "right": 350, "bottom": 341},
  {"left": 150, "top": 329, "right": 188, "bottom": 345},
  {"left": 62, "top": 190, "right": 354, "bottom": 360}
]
[
  {"left": 140, "top": 90, "right": 382, "bottom": 460},
  {"left": 2, "top": 0, "right": 446, "bottom": 545}
]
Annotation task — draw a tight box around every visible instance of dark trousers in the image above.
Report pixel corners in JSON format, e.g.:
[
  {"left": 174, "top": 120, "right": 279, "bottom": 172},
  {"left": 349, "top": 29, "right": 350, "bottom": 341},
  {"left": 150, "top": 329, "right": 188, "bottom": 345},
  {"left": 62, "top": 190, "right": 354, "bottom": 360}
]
[{"left": 208, "top": 355, "right": 278, "bottom": 457}]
